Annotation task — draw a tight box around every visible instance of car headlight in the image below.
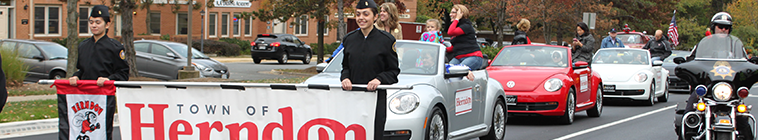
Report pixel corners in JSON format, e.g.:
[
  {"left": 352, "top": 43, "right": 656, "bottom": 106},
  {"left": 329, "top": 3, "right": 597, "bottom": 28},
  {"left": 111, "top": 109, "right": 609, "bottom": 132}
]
[
  {"left": 634, "top": 72, "right": 648, "bottom": 82},
  {"left": 543, "top": 78, "right": 563, "bottom": 92},
  {"left": 713, "top": 82, "right": 733, "bottom": 101},
  {"left": 389, "top": 92, "right": 420, "bottom": 114},
  {"left": 192, "top": 63, "right": 213, "bottom": 72}
]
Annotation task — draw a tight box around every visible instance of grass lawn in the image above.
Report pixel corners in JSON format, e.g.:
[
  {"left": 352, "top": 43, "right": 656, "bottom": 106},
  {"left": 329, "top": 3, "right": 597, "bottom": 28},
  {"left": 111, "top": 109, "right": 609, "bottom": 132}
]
[{"left": 0, "top": 99, "right": 57, "bottom": 123}]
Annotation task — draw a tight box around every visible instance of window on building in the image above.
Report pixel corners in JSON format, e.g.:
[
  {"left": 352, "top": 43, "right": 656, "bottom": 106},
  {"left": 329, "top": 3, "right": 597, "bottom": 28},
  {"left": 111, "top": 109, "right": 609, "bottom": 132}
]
[
  {"left": 245, "top": 16, "right": 251, "bottom": 36},
  {"left": 221, "top": 13, "right": 228, "bottom": 37},
  {"left": 294, "top": 15, "right": 307, "bottom": 35},
  {"left": 78, "top": 6, "right": 91, "bottom": 34},
  {"left": 150, "top": 12, "right": 161, "bottom": 34},
  {"left": 209, "top": 13, "right": 217, "bottom": 37},
  {"left": 177, "top": 13, "right": 188, "bottom": 35},
  {"left": 233, "top": 13, "right": 240, "bottom": 36},
  {"left": 324, "top": 15, "right": 329, "bottom": 35},
  {"left": 34, "top": 6, "right": 60, "bottom": 35}
]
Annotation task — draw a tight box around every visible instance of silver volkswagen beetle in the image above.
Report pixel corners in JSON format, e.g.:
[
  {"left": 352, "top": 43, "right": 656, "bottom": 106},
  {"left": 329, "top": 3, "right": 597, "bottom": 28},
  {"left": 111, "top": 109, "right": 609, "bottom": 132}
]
[{"left": 304, "top": 40, "right": 507, "bottom": 140}]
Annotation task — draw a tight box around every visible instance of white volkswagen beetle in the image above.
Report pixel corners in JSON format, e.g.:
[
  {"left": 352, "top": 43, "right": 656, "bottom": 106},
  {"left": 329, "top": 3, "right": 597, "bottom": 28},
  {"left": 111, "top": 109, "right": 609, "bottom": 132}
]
[{"left": 591, "top": 48, "right": 669, "bottom": 105}]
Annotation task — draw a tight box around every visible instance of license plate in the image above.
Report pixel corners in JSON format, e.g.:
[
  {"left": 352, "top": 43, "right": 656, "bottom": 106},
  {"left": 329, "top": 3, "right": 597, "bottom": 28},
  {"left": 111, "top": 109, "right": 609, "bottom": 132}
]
[
  {"left": 258, "top": 44, "right": 267, "bottom": 50},
  {"left": 505, "top": 95, "right": 517, "bottom": 105},
  {"left": 603, "top": 85, "right": 616, "bottom": 92}
]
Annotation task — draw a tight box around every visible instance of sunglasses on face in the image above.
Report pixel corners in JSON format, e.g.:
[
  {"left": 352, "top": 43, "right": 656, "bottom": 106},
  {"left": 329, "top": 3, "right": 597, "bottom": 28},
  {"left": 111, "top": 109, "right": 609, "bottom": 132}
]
[{"left": 716, "top": 24, "right": 731, "bottom": 30}]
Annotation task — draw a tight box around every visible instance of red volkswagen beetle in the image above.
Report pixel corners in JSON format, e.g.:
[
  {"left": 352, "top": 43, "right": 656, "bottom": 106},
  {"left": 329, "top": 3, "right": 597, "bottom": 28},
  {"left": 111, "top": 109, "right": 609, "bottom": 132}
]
[{"left": 487, "top": 44, "right": 603, "bottom": 124}]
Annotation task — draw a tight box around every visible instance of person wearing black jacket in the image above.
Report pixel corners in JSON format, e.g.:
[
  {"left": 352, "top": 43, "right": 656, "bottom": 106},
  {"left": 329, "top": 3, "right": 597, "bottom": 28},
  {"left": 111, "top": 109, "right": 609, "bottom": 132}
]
[
  {"left": 642, "top": 30, "right": 672, "bottom": 60},
  {"left": 572, "top": 22, "right": 595, "bottom": 63},
  {"left": 340, "top": 0, "right": 400, "bottom": 139},
  {"left": 68, "top": 5, "right": 129, "bottom": 87},
  {"left": 0, "top": 55, "right": 6, "bottom": 113},
  {"left": 446, "top": 4, "right": 483, "bottom": 71},
  {"left": 512, "top": 18, "right": 531, "bottom": 45}
]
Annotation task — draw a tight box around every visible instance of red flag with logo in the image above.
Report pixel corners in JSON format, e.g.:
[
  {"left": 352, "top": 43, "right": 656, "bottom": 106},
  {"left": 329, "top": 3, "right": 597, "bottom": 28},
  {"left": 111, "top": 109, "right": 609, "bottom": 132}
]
[{"left": 54, "top": 80, "right": 116, "bottom": 140}]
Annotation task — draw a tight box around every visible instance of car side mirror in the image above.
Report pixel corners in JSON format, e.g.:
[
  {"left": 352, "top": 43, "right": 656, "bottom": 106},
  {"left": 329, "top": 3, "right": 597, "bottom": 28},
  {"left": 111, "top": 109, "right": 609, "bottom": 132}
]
[
  {"left": 573, "top": 61, "right": 589, "bottom": 69},
  {"left": 32, "top": 55, "right": 44, "bottom": 61},
  {"left": 673, "top": 57, "right": 686, "bottom": 64},
  {"left": 652, "top": 60, "right": 663, "bottom": 66},
  {"left": 749, "top": 57, "right": 758, "bottom": 64},
  {"left": 166, "top": 53, "right": 179, "bottom": 59},
  {"left": 444, "top": 65, "right": 470, "bottom": 79},
  {"left": 316, "top": 63, "right": 327, "bottom": 73}
]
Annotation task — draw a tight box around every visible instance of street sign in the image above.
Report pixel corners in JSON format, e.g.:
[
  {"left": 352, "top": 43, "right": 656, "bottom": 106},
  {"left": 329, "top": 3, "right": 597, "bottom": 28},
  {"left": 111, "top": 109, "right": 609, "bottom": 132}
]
[{"left": 583, "top": 12, "right": 596, "bottom": 30}]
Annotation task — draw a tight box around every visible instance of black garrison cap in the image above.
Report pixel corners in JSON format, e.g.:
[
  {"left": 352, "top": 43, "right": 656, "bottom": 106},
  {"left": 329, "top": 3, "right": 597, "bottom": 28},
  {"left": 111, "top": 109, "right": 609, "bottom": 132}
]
[
  {"left": 356, "top": 0, "right": 377, "bottom": 9},
  {"left": 90, "top": 5, "right": 110, "bottom": 18}
]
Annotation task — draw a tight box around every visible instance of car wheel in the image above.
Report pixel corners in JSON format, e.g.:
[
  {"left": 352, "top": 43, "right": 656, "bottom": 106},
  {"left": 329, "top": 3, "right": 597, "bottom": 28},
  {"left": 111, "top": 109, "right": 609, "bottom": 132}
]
[
  {"left": 559, "top": 89, "right": 575, "bottom": 124},
  {"left": 302, "top": 52, "right": 311, "bottom": 64},
  {"left": 49, "top": 71, "right": 65, "bottom": 79},
  {"left": 278, "top": 53, "right": 289, "bottom": 64},
  {"left": 253, "top": 57, "right": 261, "bottom": 64},
  {"left": 425, "top": 107, "right": 447, "bottom": 140},
  {"left": 480, "top": 99, "right": 506, "bottom": 140},
  {"left": 658, "top": 80, "right": 669, "bottom": 102},
  {"left": 587, "top": 85, "right": 603, "bottom": 117},
  {"left": 645, "top": 82, "right": 655, "bottom": 106}
]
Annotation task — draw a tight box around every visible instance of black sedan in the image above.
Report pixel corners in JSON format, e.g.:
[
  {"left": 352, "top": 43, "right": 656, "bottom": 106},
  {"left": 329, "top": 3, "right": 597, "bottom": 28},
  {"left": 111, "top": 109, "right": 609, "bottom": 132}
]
[{"left": 250, "top": 34, "right": 312, "bottom": 64}]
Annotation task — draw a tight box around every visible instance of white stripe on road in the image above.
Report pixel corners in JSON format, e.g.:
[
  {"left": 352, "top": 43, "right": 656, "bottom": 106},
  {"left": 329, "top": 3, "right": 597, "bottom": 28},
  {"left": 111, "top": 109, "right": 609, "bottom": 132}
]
[
  {"left": 749, "top": 94, "right": 758, "bottom": 98},
  {"left": 553, "top": 105, "right": 676, "bottom": 140}
]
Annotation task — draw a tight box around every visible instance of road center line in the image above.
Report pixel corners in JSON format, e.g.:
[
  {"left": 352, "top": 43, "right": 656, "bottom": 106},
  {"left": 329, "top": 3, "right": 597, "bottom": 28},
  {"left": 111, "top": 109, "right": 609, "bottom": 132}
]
[{"left": 553, "top": 105, "right": 676, "bottom": 140}]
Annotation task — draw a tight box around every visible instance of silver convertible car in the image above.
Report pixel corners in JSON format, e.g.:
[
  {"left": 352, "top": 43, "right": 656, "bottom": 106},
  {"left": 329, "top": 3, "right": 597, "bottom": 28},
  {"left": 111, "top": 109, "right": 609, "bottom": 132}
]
[{"left": 304, "top": 40, "right": 508, "bottom": 140}]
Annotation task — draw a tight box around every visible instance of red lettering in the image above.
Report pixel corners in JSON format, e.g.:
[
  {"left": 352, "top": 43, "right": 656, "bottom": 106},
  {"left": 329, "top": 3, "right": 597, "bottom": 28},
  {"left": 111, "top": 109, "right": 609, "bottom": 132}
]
[
  {"left": 263, "top": 107, "right": 293, "bottom": 140},
  {"left": 94, "top": 104, "right": 103, "bottom": 115},
  {"left": 72, "top": 105, "right": 78, "bottom": 113},
  {"left": 125, "top": 103, "right": 169, "bottom": 140},
  {"left": 297, "top": 118, "right": 366, "bottom": 140},
  {"left": 87, "top": 101, "right": 92, "bottom": 111},
  {"left": 196, "top": 121, "right": 223, "bottom": 140},
  {"left": 169, "top": 120, "right": 192, "bottom": 140},
  {"left": 225, "top": 122, "right": 259, "bottom": 140}
]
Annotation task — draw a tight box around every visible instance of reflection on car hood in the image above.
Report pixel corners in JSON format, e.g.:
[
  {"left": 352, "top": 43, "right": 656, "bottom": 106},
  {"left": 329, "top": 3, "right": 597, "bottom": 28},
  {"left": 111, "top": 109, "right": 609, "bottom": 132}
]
[
  {"left": 193, "top": 59, "right": 228, "bottom": 70},
  {"left": 302, "top": 72, "right": 435, "bottom": 86},
  {"left": 592, "top": 64, "right": 649, "bottom": 82},
  {"left": 487, "top": 66, "right": 566, "bottom": 91}
]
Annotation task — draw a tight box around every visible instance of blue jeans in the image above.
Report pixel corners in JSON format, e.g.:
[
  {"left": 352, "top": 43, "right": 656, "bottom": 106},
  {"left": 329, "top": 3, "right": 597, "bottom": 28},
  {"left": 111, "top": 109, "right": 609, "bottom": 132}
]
[{"left": 450, "top": 56, "right": 483, "bottom": 70}]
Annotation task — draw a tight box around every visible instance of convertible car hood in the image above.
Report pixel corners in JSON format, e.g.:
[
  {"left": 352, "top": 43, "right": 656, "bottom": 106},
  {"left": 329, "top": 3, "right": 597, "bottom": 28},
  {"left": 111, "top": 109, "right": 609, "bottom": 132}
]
[
  {"left": 487, "top": 66, "right": 566, "bottom": 91},
  {"left": 592, "top": 64, "right": 649, "bottom": 82}
]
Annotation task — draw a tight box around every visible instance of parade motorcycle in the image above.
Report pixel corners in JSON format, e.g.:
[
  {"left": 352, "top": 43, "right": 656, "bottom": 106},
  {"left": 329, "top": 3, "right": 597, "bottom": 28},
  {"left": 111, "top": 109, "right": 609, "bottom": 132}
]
[{"left": 673, "top": 34, "right": 758, "bottom": 140}]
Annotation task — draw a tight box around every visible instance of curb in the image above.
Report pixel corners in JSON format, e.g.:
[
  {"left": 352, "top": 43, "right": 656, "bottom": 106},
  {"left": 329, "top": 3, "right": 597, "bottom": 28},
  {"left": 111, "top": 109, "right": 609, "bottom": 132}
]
[
  {"left": 0, "top": 114, "right": 120, "bottom": 139},
  {"left": 7, "top": 95, "right": 57, "bottom": 102}
]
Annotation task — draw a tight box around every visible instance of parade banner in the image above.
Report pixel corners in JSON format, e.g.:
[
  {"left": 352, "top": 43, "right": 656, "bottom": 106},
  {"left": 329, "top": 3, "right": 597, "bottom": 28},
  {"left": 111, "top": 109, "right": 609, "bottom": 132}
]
[
  {"left": 116, "top": 85, "right": 377, "bottom": 140},
  {"left": 54, "top": 80, "right": 117, "bottom": 140}
]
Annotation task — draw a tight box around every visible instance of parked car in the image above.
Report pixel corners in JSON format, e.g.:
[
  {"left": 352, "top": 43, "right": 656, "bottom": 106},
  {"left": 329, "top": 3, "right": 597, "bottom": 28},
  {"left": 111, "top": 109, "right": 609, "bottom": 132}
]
[
  {"left": 591, "top": 48, "right": 669, "bottom": 105},
  {"left": 487, "top": 44, "right": 603, "bottom": 124},
  {"left": 305, "top": 40, "right": 508, "bottom": 140},
  {"left": 134, "top": 40, "right": 230, "bottom": 80},
  {"left": 250, "top": 34, "right": 312, "bottom": 64},
  {"left": 662, "top": 50, "right": 692, "bottom": 92},
  {"left": 0, "top": 39, "right": 68, "bottom": 82}
]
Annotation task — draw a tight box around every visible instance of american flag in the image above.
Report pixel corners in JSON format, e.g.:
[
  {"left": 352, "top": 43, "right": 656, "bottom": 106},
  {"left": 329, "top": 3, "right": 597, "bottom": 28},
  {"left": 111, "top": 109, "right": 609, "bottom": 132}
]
[{"left": 667, "top": 10, "right": 679, "bottom": 46}]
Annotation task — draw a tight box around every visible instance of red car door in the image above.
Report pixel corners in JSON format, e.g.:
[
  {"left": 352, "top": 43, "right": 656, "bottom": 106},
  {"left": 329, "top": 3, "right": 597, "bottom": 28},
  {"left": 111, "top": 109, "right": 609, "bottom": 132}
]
[{"left": 571, "top": 64, "right": 592, "bottom": 107}]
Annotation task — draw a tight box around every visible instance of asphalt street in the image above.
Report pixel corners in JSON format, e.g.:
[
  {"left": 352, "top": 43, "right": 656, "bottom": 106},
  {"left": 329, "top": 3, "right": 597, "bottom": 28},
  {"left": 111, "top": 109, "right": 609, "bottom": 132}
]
[{"left": 224, "top": 60, "right": 317, "bottom": 80}]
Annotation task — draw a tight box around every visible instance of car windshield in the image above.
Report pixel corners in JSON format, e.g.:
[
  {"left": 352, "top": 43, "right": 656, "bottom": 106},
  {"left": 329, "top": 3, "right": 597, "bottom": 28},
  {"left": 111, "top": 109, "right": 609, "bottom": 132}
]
[
  {"left": 593, "top": 49, "right": 650, "bottom": 65},
  {"left": 693, "top": 34, "right": 747, "bottom": 59},
  {"left": 323, "top": 42, "right": 441, "bottom": 75},
  {"left": 617, "top": 34, "right": 644, "bottom": 44},
  {"left": 664, "top": 51, "right": 691, "bottom": 64},
  {"left": 38, "top": 44, "right": 67, "bottom": 59},
  {"left": 167, "top": 44, "right": 209, "bottom": 59},
  {"left": 490, "top": 46, "right": 568, "bottom": 67}
]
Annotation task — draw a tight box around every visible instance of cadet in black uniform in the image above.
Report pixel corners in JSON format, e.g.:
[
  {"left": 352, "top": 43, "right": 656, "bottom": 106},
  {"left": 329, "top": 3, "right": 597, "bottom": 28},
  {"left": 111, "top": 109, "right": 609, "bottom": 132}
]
[
  {"left": 340, "top": 0, "right": 399, "bottom": 139},
  {"left": 68, "top": 5, "right": 129, "bottom": 86}
]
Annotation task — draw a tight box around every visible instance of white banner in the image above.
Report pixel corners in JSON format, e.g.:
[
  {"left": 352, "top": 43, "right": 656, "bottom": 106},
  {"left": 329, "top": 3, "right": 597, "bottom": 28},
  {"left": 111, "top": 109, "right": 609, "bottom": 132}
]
[{"left": 116, "top": 86, "right": 376, "bottom": 140}]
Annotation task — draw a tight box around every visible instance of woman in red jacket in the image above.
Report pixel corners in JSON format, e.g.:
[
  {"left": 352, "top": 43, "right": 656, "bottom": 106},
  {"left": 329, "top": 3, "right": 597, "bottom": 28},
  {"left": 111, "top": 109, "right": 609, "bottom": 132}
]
[{"left": 446, "top": 4, "right": 483, "bottom": 70}]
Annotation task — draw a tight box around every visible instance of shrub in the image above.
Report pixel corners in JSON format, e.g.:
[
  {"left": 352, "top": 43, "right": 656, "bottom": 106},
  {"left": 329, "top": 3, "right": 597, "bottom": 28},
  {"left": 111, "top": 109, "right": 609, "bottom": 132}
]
[
  {"left": 480, "top": 46, "right": 502, "bottom": 59},
  {"left": 1, "top": 48, "right": 29, "bottom": 87},
  {"left": 160, "top": 34, "right": 171, "bottom": 41},
  {"left": 218, "top": 38, "right": 252, "bottom": 55},
  {"left": 191, "top": 40, "right": 240, "bottom": 56},
  {"left": 51, "top": 37, "right": 88, "bottom": 48},
  {"left": 310, "top": 42, "right": 341, "bottom": 56}
]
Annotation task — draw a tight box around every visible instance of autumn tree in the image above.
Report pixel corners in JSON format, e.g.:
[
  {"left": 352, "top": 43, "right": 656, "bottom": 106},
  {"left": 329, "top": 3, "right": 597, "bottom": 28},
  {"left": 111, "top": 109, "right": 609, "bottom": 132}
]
[
  {"left": 602, "top": 0, "right": 677, "bottom": 32},
  {"left": 727, "top": 0, "right": 758, "bottom": 54}
]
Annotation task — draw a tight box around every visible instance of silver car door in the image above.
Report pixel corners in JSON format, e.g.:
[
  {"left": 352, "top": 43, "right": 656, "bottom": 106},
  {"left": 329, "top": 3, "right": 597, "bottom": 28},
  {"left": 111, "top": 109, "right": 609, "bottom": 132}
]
[
  {"left": 18, "top": 43, "right": 45, "bottom": 80},
  {"left": 445, "top": 75, "right": 481, "bottom": 131},
  {"left": 148, "top": 43, "right": 182, "bottom": 80}
]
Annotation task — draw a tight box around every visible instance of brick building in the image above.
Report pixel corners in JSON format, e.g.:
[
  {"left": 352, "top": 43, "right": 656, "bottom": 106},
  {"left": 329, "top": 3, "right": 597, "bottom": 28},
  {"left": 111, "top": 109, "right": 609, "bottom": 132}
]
[{"left": 0, "top": 0, "right": 417, "bottom": 45}]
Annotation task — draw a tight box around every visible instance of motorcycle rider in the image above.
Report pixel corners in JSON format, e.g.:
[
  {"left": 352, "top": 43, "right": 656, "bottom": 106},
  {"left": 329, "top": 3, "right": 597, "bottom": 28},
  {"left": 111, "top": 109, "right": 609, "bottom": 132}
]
[{"left": 682, "top": 12, "right": 753, "bottom": 139}]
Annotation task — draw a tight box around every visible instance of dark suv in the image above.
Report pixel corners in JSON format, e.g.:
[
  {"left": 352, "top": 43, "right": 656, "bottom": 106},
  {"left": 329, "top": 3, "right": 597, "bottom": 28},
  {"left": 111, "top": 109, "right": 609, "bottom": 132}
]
[{"left": 251, "top": 34, "right": 312, "bottom": 64}]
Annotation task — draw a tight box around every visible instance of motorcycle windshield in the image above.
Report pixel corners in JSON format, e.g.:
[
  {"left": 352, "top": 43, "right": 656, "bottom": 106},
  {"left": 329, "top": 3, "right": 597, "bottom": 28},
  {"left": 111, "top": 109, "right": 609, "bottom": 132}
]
[{"left": 694, "top": 34, "right": 747, "bottom": 60}]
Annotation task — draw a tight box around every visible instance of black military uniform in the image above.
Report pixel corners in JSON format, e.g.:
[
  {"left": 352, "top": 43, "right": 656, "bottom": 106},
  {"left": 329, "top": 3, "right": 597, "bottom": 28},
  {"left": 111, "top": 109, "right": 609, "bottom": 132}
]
[
  {"left": 73, "top": 5, "right": 129, "bottom": 81},
  {"left": 341, "top": 0, "right": 399, "bottom": 139}
]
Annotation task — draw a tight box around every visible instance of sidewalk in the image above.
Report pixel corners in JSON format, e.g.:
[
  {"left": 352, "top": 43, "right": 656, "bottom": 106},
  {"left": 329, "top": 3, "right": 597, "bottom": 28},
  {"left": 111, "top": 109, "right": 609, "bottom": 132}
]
[{"left": 7, "top": 95, "right": 57, "bottom": 102}]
